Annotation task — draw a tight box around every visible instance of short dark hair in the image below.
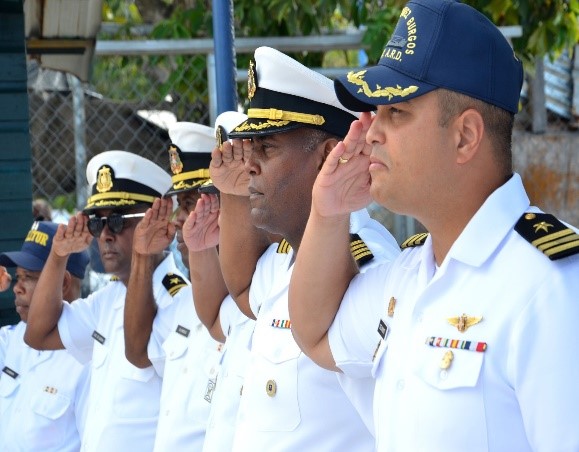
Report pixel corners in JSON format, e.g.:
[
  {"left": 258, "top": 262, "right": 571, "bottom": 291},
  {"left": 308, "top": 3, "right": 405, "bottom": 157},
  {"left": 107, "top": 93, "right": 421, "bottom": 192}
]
[
  {"left": 300, "top": 128, "right": 341, "bottom": 154},
  {"left": 436, "top": 89, "right": 514, "bottom": 175}
]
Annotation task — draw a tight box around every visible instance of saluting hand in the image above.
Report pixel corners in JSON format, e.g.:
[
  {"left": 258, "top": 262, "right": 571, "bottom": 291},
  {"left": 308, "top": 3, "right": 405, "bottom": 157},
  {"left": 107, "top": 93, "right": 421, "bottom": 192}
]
[
  {"left": 133, "top": 197, "right": 175, "bottom": 255},
  {"left": 312, "top": 112, "right": 374, "bottom": 218},
  {"left": 182, "top": 193, "right": 220, "bottom": 252},
  {"left": 52, "top": 213, "right": 93, "bottom": 257},
  {"left": 209, "top": 139, "right": 251, "bottom": 196},
  {"left": 0, "top": 266, "right": 11, "bottom": 292}
]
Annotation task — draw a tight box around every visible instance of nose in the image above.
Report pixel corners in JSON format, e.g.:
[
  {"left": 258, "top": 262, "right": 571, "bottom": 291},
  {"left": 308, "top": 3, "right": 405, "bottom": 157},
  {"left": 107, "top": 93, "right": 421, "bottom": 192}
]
[
  {"left": 13, "top": 279, "right": 25, "bottom": 296},
  {"left": 365, "top": 113, "right": 383, "bottom": 146},
  {"left": 244, "top": 147, "right": 260, "bottom": 176},
  {"left": 173, "top": 207, "right": 188, "bottom": 228}
]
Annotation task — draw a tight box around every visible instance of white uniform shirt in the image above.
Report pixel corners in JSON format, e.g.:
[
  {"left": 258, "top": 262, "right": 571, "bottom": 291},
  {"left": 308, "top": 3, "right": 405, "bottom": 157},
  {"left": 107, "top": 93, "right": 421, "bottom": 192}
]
[
  {"left": 0, "top": 321, "right": 90, "bottom": 452},
  {"left": 147, "top": 287, "right": 225, "bottom": 451},
  {"left": 329, "top": 174, "right": 579, "bottom": 451},
  {"left": 233, "top": 209, "right": 400, "bottom": 451},
  {"left": 58, "top": 254, "right": 183, "bottom": 452},
  {"left": 203, "top": 295, "right": 255, "bottom": 452}
]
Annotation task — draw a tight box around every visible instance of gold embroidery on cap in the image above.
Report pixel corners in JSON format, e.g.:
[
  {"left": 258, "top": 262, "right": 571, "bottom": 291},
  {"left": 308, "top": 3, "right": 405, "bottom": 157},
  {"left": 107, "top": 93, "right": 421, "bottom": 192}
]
[
  {"left": 248, "top": 108, "right": 325, "bottom": 126},
  {"left": 346, "top": 70, "right": 419, "bottom": 101},
  {"left": 248, "top": 60, "right": 257, "bottom": 100},
  {"left": 96, "top": 166, "right": 113, "bottom": 193},
  {"left": 168, "top": 145, "right": 183, "bottom": 175},
  {"left": 234, "top": 120, "right": 292, "bottom": 132}
]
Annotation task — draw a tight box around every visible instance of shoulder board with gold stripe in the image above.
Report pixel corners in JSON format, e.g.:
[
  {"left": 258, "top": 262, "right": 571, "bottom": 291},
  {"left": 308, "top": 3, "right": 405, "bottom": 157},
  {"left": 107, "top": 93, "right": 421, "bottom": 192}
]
[
  {"left": 162, "top": 273, "right": 188, "bottom": 296},
  {"left": 400, "top": 232, "right": 429, "bottom": 249},
  {"left": 514, "top": 212, "right": 579, "bottom": 261},
  {"left": 110, "top": 275, "right": 120, "bottom": 282},
  {"left": 350, "top": 233, "right": 374, "bottom": 267},
  {"left": 276, "top": 239, "right": 292, "bottom": 254}
]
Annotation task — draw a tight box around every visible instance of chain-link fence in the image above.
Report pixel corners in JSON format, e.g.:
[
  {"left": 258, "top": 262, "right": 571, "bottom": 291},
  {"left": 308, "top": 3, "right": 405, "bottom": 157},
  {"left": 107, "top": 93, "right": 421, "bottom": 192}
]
[{"left": 27, "top": 37, "right": 579, "bottom": 236}]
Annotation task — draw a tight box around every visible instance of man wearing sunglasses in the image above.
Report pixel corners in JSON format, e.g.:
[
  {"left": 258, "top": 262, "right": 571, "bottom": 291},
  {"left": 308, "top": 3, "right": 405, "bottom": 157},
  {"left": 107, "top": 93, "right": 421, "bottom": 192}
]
[
  {"left": 23, "top": 151, "right": 188, "bottom": 451},
  {"left": 0, "top": 221, "right": 90, "bottom": 451}
]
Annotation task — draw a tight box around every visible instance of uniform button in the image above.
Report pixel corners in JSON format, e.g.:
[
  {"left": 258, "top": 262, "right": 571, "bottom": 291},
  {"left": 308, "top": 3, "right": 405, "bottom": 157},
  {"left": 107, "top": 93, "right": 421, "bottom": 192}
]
[
  {"left": 165, "top": 409, "right": 170, "bottom": 416},
  {"left": 396, "top": 379, "right": 405, "bottom": 390},
  {"left": 183, "top": 367, "right": 188, "bottom": 374},
  {"left": 266, "top": 379, "right": 277, "bottom": 397},
  {"left": 440, "top": 370, "right": 448, "bottom": 380}
]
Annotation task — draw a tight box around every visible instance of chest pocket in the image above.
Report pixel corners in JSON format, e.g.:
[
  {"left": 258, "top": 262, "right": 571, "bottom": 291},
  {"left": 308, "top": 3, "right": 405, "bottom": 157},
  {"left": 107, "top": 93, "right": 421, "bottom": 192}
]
[
  {"left": 163, "top": 332, "right": 189, "bottom": 362},
  {"left": 245, "top": 326, "right": 301, "bottom": 432},
  {"left": 414, "top": 345, "right": 484, "bottom": 390},
  {"left": 0, "top": 374, "right": 20, "bottom": 418},
  {"left": 31, "top": 389, "right": 72, "bottom": 420}
]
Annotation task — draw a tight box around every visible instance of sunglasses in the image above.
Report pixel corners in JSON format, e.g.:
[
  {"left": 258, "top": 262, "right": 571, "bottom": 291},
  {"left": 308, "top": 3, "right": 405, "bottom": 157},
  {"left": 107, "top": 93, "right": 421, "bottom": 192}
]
[{"left": 87, "top": 212, "right": 146, "bottom": 238}]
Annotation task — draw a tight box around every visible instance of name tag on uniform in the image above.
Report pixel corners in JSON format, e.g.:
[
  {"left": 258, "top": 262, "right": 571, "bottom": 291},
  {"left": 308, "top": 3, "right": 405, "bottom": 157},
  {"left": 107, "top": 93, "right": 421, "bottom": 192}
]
[
  {"left": 176, "top": 325, "right": 190, "bottom": 337},
  {"left": 377, "top": 319, "right": 388, "bottom": 339},
  {"left": 92, "top": 330, "right": 106, "bottom": 345},
  {"left": 2, "top": 366, "right": 19, "bottom": 379}
]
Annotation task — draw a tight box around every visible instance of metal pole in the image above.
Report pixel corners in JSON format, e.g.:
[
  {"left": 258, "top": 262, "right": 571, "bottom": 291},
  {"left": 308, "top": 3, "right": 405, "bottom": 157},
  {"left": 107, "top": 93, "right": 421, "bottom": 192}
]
[
  {"left": 68, "top": 74, "right": 88, "bottom": 211},
  {"left": 212, "top": 0, "right": 238, "bottom": 115}
]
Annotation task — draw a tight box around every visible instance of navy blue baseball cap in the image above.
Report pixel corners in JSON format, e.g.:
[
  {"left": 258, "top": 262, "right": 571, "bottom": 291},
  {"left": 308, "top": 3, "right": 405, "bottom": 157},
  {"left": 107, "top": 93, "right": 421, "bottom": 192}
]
[
  {"left": 334, "top": 0, "right": 523, "bottom": 114},
  {"left": 0, "top": 221, "right": 90, "bottom": 279}
]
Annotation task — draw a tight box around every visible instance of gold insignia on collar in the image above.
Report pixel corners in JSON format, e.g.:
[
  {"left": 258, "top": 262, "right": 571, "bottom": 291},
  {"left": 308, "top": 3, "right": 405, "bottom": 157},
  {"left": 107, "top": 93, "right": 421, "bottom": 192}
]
[
  {"left": 387, "top": 297, "right": 396, "bottom": 317},
  {"left": 96, "top": 166, "right": 113, "bottom": 193},
  {"left": 440, "top": 350, "right": 454, "bottom": 370},
  {"left": 533, "top": 221, "right": 553, "bottom": 234},
  {"left": 168, "top": 145, "right": 183, "bottom": 175},
  {"left": 248, "top": 60, "right": 257, "bottom": 100},
  {"left": 447, "top": 313, "right": 483, "bottom": 333}
]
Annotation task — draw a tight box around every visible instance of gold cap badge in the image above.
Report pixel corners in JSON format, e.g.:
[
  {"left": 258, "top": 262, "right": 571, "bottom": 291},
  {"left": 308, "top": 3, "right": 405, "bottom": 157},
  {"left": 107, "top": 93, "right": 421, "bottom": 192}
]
[
  {"left": 168, "top": 145, "right": 183, "bottom": 175},
  {"left": 247, "top": 59, "right": 257, "bottom": 100},
  {"left": 96, "top": 165, "right": 113, "bottom": 193}
]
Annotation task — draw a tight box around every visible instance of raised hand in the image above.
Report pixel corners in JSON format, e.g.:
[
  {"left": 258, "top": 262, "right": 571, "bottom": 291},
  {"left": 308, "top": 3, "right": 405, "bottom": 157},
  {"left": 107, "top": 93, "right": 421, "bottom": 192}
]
[
  {"left": 182, "top": 194, "right": 220, "bottom": 252},
  {"left": 312, "top": 112, "right": 374, "bottom": 217},
  {"left": 133, "top": 198, "right": 176, "bottom": 255},
  {"left": 51, "top": 213, "right": 93, "bottom": 257},
  {"left": 209, "top": 139, "right": 251, "bottom": 196},
  {"left": 0, "top": 266, "right": 11, "bottom": 292}
]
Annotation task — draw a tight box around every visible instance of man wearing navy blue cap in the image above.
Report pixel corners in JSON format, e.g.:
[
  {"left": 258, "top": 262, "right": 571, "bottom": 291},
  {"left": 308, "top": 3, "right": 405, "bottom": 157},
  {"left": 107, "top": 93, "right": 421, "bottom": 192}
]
[
  {"left": 289, "top": 1, "right": 579, "bottom": 451},
  {"left": 23, "top": 151, "right": 188, "bottom": 452},
  {"left": 0, "top": 221, "right": 90, "bottom": 451},
  {"left": 204, "top": 46, "right": 401, "bottom": 451}
]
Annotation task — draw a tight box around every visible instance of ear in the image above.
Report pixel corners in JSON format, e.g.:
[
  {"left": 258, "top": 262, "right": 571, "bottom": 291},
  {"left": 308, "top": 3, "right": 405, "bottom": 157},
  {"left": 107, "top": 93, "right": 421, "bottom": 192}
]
[
  {"left": 319, "top": 137, "right": 340, "bottom": 169},
  {"left": 455, "top": 108, "right": 484, "bottom": 165}
]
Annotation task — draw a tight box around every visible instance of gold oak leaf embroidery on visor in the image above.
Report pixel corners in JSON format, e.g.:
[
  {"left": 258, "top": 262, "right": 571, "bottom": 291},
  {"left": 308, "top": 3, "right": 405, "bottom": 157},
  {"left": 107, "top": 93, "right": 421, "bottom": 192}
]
[
  {"left": 346, "top": 70, "right": 419, "bottom": 100},
  {"left": 234, "top": 120, "right": 292, "bottom": 132}
]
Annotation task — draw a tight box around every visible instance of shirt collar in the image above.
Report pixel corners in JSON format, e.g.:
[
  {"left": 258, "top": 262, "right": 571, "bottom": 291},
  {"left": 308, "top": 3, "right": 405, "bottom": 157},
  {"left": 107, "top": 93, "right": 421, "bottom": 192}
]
[{"left": 447, "top": 173, "right": 530, "bottom": 266}]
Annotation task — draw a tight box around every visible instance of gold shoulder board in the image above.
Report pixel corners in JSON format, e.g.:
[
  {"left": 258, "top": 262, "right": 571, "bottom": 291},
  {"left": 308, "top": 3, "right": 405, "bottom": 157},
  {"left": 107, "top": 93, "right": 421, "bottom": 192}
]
[
  {"left": 276, "top": 239, "right": 292, "bottom": 254},
  {"left": 400, "top": 232, "right": 429, "bottom": 249},
  {"left": 162, "top": 273, "right": 188, "bottom": 296},
  {"left": 350, "top": 233, "right": 374, "bottom": 267},
  {"left": 514, "top": 212, "right": 579, "bottom": 261}
]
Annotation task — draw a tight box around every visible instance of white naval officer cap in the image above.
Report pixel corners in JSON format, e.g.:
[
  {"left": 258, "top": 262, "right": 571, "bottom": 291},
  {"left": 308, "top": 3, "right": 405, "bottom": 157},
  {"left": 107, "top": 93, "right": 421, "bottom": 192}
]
[
  {"left": 165, "top": 122, "right": 215, "bottom": 196},
  {"left": 84, "top": 150, "right": 171, "bottom": 213},
  {"left": 214, "top": 110, "right": 248, "bottom": 149},
  {"left": 229, "top": 46, "right": 359, "bottom": 139}
]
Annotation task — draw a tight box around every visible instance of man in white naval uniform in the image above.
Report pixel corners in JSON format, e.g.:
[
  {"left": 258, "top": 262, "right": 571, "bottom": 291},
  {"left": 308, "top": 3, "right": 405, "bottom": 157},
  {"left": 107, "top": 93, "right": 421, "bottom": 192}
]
[
  {"left": 0, "top": 222, "right": 90, "bottom": 452},
  {"left": 177, "top": 111, "right": 257, "bottom": 452},
  {"left": 202, "top": 47, "right": 400, "bottom": 451},
  {"left": 123, "top": 122, "right": 227, "bottom": 451},
  {"left": 23, "top": 151, "right": 185, "bottom": 451},
  {"left": 288, "top": 1, "right": 579, "bottom": 451}
]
